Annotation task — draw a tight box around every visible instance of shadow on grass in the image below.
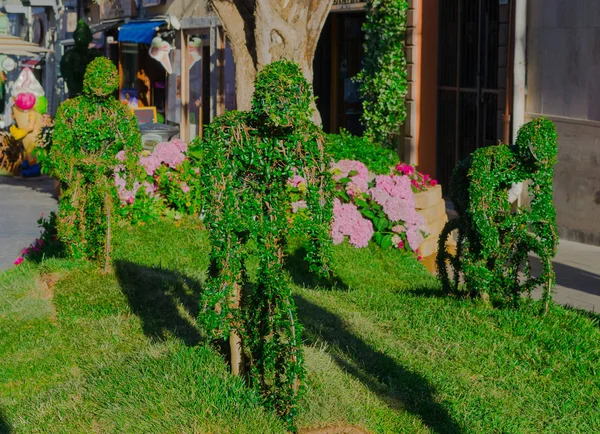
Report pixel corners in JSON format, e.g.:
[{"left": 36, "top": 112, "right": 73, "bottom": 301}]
[
  {"left": 0, "top": 407, "right": 11, "bottom": 434},
  {"left": 114, "top": 260, "right": 204, "bottom": 347},
  {"left": 285, "top": 247, "right": 349, "bottom": 291},
  {"left": 296, "top": 295, "right": 463, "bottom": 434}
]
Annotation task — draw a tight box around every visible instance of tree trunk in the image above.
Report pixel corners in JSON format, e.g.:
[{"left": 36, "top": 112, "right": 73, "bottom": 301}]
[{"left": 211, "top": 0, "right": 334, "bottom": 124}]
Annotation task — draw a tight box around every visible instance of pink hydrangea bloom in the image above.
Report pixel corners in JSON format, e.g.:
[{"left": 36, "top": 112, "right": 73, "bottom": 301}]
[
  {"left": 288, "top": 175, "right": 307, "bottom": 188},
  {"left": 115, "top": 173, "right": 141, "bottom": 204},
  {"left": 406, "top": 227, "right": 424, "bottom": 251},
  {"left": 368, "top": 174, "right": 426, "bottom": 251},
  {"left": 332, "top": 199, "right": 374, "bottom": 248},
  {"left": 331, "top": 160, "right": 370, "bottom": 196},
  {"left": 139, "top": 155, "right": 160, "bottom": 176},
  {"left": 153, "top": 141, "right": 186, "bottom": 169},
  {"left": 291, "top": 200, "right": 308, "bottom": 213}
]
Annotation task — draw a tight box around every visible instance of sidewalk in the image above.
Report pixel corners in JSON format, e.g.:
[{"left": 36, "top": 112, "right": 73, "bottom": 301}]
[
  {"left": 0, "top": 175, "right": 57, "bottom": 271},
  {"left": 530, "top": 239, "right": 600, "bottom": 313}
]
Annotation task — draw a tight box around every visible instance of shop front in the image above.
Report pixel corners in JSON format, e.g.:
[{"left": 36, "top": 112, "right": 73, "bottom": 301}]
[{"left": 116, "top": 17, "right": 235, "bottom": 142}]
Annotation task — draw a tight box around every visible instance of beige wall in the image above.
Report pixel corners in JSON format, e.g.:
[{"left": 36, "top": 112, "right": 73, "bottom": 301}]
[
  {"left": 144, "top": 0, "right": 209, "bottom": 19},
  {"left": 526, "top": 0, "right": 600, "bottom": 245}
]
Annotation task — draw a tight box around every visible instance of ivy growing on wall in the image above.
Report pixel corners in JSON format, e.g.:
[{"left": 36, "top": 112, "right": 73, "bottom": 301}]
[
  {"left": 357, "top": 0, "right": 409, "bottom": 147},
  {"left": 48, "top": 57, "right": 141, "bottom": 267},
  {"left": 437, "top": 118, "right": 559, "bottom": 310},
  {"left": 195, "top": 60, "right": 333, "bottom": 428}
]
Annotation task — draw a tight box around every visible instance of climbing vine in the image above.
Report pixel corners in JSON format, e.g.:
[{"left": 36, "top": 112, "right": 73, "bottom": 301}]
[
  {"left": 357, "top": 0, "right": 409, "bottom": 147},
  {"left": 47, "top": 57, "right": 141, "bottom": 267},
  {"left": 437, "top": 118, "right": 559, "bottom": 310},
  {"left": 195, "top": 60, "right": 333, "bottom": 428}
]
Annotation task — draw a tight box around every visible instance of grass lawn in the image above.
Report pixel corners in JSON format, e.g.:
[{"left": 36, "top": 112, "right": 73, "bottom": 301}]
[{"left": 1, "top": 218, "right": 599, "bottom": 433}]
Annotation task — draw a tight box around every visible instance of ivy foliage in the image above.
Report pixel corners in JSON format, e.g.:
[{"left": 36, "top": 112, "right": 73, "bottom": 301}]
[
  {"left": 60, "top": 20, "right": 101, "bottom": 98},
  {"left": 437, "top": 118, "right": 559, "bottom": 309},
  {"left": 48, "top": 57, "right": 141, "bottom": 264},
  {"left": 357, "top": 0, "right": 409, "bottom": 147},
  {"left": 194, "top": 60, "right": 333, "bottom": 427}
]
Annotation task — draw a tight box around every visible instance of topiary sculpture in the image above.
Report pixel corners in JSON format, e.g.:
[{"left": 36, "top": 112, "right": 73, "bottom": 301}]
[
  {"left": 60, "top": 20, "right": 101, "bottom": 98},
  {"left": 437, "top": 118, "right": 558, "bottom": 311},
  {"left": 48, "top": 57, "right": 141, "bottom": 268},
  {"left": 196, "top": 59, "right": 333, "bottom": 426}
]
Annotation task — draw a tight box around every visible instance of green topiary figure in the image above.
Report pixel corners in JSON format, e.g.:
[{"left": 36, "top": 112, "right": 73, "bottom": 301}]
[
  {"left": 195, "top": 60, "right": 333, "bottom": 427},
  {"left": 437, "top": 118, "right": 559, "bottom": 311},
  {"left": 60, "top": 20, "right": 101, "bottom": 98},
  {"left": 48, "top": 57, "right": 141, "bottom": 268}
]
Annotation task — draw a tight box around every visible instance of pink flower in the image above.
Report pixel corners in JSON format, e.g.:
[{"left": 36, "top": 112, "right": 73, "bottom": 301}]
[
  {"left": 332, "top": 199, "right": 374, "bottom": 248},
  {"left": 291, "top": 200, "right": 308, "bottom": 213},
  {"left": 417, "top": 255, "right": 423, "bottom": 261},
  {"left": 430, "top": 179, "right": 438, "bottom": 187},
  {"left": 181, "top": 182, "right": 191, "bottom": 194},
  {"left": 406, "top": 228, "right": 424, "bottom": 251},
  {"left": 14, "top": 257, "right": 24, "bottom": 265},
  {"left": 116, "top": 150, "right": 126, "bottom": 162},
  {"left": 288, "top": 175, "right": 307, "bottom": 188},
  {"left": 396, "top": 163, "right": 415, "bottom": 176},
  {"left": 193, "top": 168, "right": 200, "bottom": 175},
  {"left": 21, "top": 247, "right": 30, "bottom": 256},
  {"left": 127, "top": 196, "right": 135, "bottom": 205}
]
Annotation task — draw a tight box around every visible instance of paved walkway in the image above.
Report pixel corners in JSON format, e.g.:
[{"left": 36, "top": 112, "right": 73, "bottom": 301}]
[
  {"left": 0, "top": 175, "right": 57, "bottom": 271},
  {"left": 530, "top": 240, "right": 600, "bottom": 312}
]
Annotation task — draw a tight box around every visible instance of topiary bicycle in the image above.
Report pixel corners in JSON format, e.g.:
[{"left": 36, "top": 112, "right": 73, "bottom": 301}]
[{"left": 437, "top": 118, "right": 558, "bottom": 310}]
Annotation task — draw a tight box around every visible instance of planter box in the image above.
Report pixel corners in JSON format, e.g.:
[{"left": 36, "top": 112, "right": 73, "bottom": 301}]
[
  {"left": 414, "top": 184, "right": 442, "bottom": 209},
  {"left": 414, "top": 185, "right": 450, "bottom": 274}
]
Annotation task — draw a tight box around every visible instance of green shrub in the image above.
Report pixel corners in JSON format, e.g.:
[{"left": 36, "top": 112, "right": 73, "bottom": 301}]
[{"left": 325, "top": 129, "right": 398, "bottom": 174}]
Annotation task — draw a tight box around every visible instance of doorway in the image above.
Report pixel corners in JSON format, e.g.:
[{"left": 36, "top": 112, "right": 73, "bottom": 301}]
[{"left": 436, "top": 0, "right": 511, "bottom": 188}]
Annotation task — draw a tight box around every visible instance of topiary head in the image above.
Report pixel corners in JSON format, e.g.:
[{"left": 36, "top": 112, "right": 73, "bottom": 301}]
[
  {"left": 74, "top": 20, "right": 93, "bottom": 50},
  {"left": 83, "top": 57, "right": 119, "bottom": 97},
  {"left": 251, "top": 59, "right": 314, "bottom": 129},
  {"left": 514, "top": 117, "right": 558, "bottom": 169}
]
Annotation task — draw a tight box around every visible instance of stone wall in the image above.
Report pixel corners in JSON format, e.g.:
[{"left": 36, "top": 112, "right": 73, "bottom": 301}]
[{"left": 526, "top": 0, "right": 600, "bottom": 245}]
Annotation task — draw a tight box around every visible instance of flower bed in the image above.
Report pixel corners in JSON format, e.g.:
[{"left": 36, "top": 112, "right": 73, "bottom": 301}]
[
  {"left": 22, "top": 136, "right": 445, "bottom": 267},
  {"left": 288, "top": 159, "right": 440, "bottom": 260}
]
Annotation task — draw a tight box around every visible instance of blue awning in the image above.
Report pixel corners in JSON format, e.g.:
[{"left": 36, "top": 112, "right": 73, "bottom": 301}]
[{"left": 118, "top": 21, "right": 166, "bottom": 45}]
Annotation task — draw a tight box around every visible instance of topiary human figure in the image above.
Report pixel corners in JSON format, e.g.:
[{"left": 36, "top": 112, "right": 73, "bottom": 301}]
[
  {"left": 437, "top": 118, "right": 558, "bottom": 311},
  {"left": 49, "top": 57, "right": 141, "bottom": 268},
  {"left": 196, "top": 60, "right": 333, "bottom": 426},
  {"left": 60, "top": 20, "right": 101, "bottom": 98}
]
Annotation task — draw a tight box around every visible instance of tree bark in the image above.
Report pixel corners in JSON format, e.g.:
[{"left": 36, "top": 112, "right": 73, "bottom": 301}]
[{"left": 210, "top": 0, "right": 334, "bottom": 124}]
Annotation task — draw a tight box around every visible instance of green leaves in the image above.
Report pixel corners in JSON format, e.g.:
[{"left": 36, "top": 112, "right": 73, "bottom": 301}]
[
  {"left": 357, "top": 0, "right": 409, "bottom": 148},
  {"left": 437, "top": 118, "right": 558, "bottom": 309},
  {"left": 194, "top": 60, "right": 334, "bottom": 428}
]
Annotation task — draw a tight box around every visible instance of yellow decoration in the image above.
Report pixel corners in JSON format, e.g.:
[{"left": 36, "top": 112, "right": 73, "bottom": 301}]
[{"left": 9, "top": 124, "right": 27, "bottom": 140}]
